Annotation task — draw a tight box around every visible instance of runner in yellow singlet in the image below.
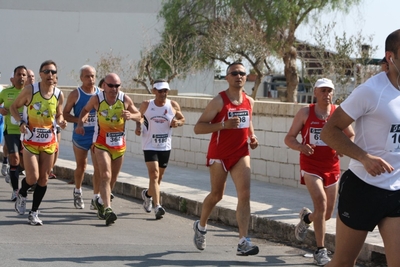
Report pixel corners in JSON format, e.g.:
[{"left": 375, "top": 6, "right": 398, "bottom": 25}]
[
  {"left": 75, "top": 73, "right": 141, "bottom": 226},
  {"left": 10, "top": 60, "right": 67, "bottom": 226}
]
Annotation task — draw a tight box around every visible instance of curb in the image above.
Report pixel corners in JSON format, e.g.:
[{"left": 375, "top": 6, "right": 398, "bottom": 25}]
[{"left": 53, "top": 164, "right": 386, "bottom": 265}]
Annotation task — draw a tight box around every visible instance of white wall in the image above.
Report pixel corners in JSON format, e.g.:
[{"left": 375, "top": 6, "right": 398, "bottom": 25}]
[{"left": 0, "top": 0, "right": 162, "bottom": 86}]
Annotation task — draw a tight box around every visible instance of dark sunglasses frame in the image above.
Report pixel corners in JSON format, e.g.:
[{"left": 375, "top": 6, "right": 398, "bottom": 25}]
[
  {"left": 105, "top": 82, "right": 121, "bottom": 89},
  {"left": 229, "top": 71, "right": 246, "bottom": 76},
  {"left": 41, "top": 69, "right": 57, "bottom": 75}
]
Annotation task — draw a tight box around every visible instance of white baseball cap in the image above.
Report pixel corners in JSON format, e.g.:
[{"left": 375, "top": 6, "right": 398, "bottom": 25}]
[
  {"left": 314, "top": 78, "right": 334, "bottom": 90},
  {"left": 153, "top": 81, "right": 170, "bottom": 90}
]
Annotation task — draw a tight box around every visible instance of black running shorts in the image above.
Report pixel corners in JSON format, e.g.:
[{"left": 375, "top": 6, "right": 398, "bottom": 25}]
[{"left": 338, "top": 169, "right": 400, "bottom": 231}]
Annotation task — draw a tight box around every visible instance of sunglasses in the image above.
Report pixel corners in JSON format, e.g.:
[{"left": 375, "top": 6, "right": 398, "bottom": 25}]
[
  {"left": 105, "top": 82, "right": 121, "bottom": 89},
  {"left": 229, "top": 71, "right": 246, "bottom": 76},
  {"left": 156, "top": 89, "right": 168, "bottom": 93},
  {"left": 41, "top": 69, "right": 57, "bottom": 75}
]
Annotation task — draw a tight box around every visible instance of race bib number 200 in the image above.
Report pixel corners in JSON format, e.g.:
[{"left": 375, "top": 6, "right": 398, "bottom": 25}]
[{"left": 31, "top": 128, "right": 53, "bottom": 143}]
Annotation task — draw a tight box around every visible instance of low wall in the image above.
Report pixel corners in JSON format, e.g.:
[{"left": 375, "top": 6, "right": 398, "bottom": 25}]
[{"left": 60, "top": 88, "right": 350, "bottom": 189}]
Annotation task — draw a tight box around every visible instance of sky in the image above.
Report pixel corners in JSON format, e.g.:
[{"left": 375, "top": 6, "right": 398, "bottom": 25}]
[{"left": 296, "top": 0, "right": 400, "bottom": 60}]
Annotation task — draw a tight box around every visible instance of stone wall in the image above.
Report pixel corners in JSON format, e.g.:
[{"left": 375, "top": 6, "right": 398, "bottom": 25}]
[{"left": 60, "top": 88, "right": 350, "bottom": 189}]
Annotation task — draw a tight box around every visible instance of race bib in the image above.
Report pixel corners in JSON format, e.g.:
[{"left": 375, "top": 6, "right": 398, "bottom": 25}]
[
  {"left": 152, "top": 133, "right": 168, "bottom": 148},
  {"left": 309, "top": 127, "right": 327, "bottom": 146},
  {"left": 84, "top": 114, "right": 97, "bottom": 127},
  {"left": 106, "top": 132, "right": 124, "bottom": 147},
  {"left": 227, "top": 110, "right": 250, "bottom": 129},
  {"left": 11, "top": 113, "right": 23, "bottom": 125},
  {"left": 385, "top": 124, "right": 400, "bottom": 153},
  {"left": 29, "top": 128, "right": 53, "bottom": 143}
]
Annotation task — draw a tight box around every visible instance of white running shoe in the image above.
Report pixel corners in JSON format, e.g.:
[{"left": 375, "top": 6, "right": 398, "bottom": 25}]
[
  {"left": 11, "top": 190, "right": 17, "bottom": 201},
  {"left": 314, "top": 248, "right": 331, "bottom": 266},
  {"left": 141, "top": 189, "right": 152, "bottom": 213},
  {"left": 90, "top": 198, "right": 97, "bottom": 210},
  {"left": 193, "top": 220, "right": 206, "bottom": 250},
  {"left": 5, "top": 174, "right": 10, "bottom": 183},
  {"left": 15, "top": 191, "right": 27, "bottom": 215},
  {"left": 73, "top": 190, "right": 85, "bottom": 209},
  {"left": 28, "top": 211, "right": 43, "bottom": 226},
  {"left": 155, "top": 205, "right": 165, "bottom": 220},
  {"left": 295, "top": 207, "right": 311, "bottom": 242},
  {"left": 237, "top": 237, "right": 259, "bottom": 256}
]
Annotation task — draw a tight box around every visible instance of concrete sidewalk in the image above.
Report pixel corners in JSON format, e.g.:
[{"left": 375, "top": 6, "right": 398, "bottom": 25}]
[{"left": 54, "top": 143, "right": 384, "bottom": 264}]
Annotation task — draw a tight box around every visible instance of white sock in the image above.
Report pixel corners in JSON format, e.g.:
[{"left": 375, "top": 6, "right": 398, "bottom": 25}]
[
  {"left": 98, "top": 197, "right": 104, "bottom": 205},
  {"left": 93, "top": 194, "right": 99, "bottom": 200},
  {"left": 74, "top": 188, "right": 82, "bottom": 194},
  {"left": 198, "top": 223, "right": 207, "bottom": 232}
]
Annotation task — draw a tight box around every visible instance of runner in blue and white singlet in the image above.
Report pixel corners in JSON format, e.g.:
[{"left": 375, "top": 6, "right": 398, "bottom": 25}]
[{"left": 72, "top": 86, "right": 100, "bottom": 150}]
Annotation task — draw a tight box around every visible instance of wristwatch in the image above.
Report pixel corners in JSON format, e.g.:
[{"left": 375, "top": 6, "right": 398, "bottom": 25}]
[{"left": 19, "top": 120, "right": 26, "bottom": 127}]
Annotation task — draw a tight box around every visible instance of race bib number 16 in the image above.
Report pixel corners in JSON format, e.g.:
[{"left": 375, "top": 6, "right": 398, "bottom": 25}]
[{"left": 385, "top": 124, "right": 400, "bottom": 153}]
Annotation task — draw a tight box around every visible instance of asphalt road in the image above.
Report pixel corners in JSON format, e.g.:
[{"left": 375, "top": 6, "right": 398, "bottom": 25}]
[{"left": 0, "top": 177, "right": 366, "bottom": 267}]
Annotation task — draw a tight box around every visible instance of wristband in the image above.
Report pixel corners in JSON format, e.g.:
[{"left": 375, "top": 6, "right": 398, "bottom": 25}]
[
  {"left": 19, "top": 120, "right": 26, "bottom": 127},
  {"left": 250, "top": 135, "right": 257, "bottom": 139}
]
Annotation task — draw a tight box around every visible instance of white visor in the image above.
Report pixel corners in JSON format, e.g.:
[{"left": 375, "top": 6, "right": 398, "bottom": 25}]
[{"left": 154, "top": 82, "right": 170, "bottom": 90}]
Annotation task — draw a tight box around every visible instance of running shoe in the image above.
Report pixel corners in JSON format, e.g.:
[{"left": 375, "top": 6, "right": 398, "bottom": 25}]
[
  {"left": 155, "top": 205, "right": 165, "bottom": 220},
  {"left": 295, "top": 207, "right": 311, "bottom": 242},
  {"left": 28, "top": 211, "right": 43, "bottom": 226},
  {"left": 104, "top": 207, "right": 117, "bottom": 226},
  {"left": 93, "top": 197, "right": 105, "bottom": 220},
  {"left": 141, "top": 189, "right": 152, "bottom": 213},
  {"left": 73, "top": 190, "right": 85, "bottom": 209},
  {"left": 90, "top": 198, "right": 97, "bottom": 210},
  {"left": 11, "top": 189, "right": 17, "bottom": 201},
  {"left": 1, "top": 163, "right": 8, "bottom": 176},
  {"left": 314, "top": 248, "right": 331, "bottom": 266},
  {"left": 5, "top": 173, "right": 10, "bottom": 183},
  {"left": 15, "top": 191, "right": 27, "bottom": 215},
  {"left": 237, "top": 237, "right": 259, "bottom": 256},
  {"left": 193, "top": 220, "right": 206, "bottom": 250}
]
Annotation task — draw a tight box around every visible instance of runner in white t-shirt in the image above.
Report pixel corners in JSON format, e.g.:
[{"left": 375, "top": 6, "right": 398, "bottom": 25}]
[{"left": 321, "top": 29, "right": 400, "bottom": 267}]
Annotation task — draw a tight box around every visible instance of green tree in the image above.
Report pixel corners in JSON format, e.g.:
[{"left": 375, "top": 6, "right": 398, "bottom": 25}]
[
  {"left": 134, "top": 33, "right": 208, "bottom": 92},
  {"left": 158, "top": 0, "right": 362, "bottom": 102}
]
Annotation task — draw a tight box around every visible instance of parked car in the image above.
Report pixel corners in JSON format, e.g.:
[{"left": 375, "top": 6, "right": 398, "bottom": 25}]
[{"left": 263, "top": 75, "right": 312, "bottom": 97}]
